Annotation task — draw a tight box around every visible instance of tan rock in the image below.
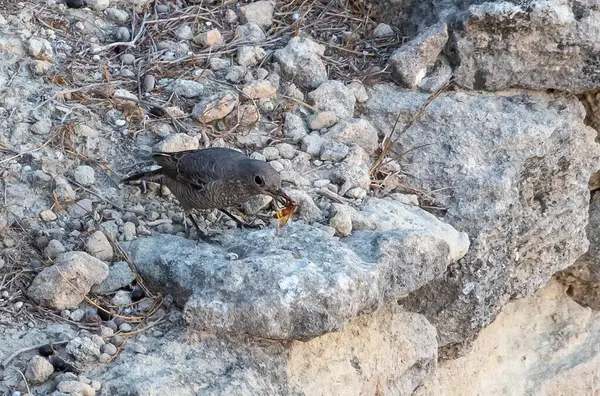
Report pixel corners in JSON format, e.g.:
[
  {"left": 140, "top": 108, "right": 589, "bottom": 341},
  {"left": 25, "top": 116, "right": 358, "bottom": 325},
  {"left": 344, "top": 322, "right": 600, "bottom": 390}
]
[
  {"left": 242, "top": 80, "right": 277, "bottom": 99},
  {"left": 27, "top": 252, "right": 109, "bottom": 309},
  {"left": 415, "top": 279, "right": 600, "bottom": 396},
  {"left": 193, "top": 29, "right": 224, "bottom": 47}
]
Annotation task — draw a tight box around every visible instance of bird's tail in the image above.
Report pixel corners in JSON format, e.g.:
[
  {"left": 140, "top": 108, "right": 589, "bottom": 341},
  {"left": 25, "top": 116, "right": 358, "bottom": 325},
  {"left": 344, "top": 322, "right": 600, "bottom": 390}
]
[{"left": 122, "top": 168, "right": 165, "bottom": 185}]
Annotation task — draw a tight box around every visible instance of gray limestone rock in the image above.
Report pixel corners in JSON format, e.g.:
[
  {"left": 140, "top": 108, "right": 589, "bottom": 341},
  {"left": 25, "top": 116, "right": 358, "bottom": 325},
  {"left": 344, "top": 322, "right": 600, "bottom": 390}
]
[
  {"left": 389, "top": 23, "right": 448, "bottom": 88},
  {"left": 361, "top": 86, "right": 600, "bottom": 355},
  {"left": 274, "top": 37, "right": 327, "bottom": 89},
  {"left": 125, "top": 214, "right": 468, "bottom": 340},
  {"left": 453, "top": 1, "right": 600, "bottom": 93},
  {"left": 307, "top": 80, "right": 356, "bottom": 119}
]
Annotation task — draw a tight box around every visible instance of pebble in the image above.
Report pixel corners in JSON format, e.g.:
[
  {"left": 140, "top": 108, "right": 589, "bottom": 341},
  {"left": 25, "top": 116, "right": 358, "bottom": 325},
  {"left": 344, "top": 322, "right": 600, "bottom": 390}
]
[
  {"left": 111, "top": 335, "right": 125, "bottom": 347},
  {"left": 275, "top": 143, "right": 296, "bottom": 159},
  {"left": 73, "top": 165, "right": 95, "bottom": 186},
  {"left": 313, "top": 179, "right": 331, "bottom": 188},
  {"left": 373, "top": 23, "right": 394, "bottom": 37},
  {"left": 115, "top": 26, "right": 131, "bottom": 42},
  {"left": 99, "top": 353, "right": 111, "bottom": 363},
  {"left": 308, "top": 111, "right": 338, "bottom": 130},
  {"left": 320, "top": 140, "right": 349, "bottom": 162},
  {"left": 104, "top": 320, "right": 118, "bottom": 332},
  {"left": 262, "top": 146, "right": 280, "bottom": 161},
  {"left": 237, "top": 45, "right": 266, "bottom": 67},
  {"left": 284, "top": 112, "right": 309, "bottom": 143},
  {"left": 85, "top": 230, "right": 114, "bottom": 261},
  {"left": 25, "top": 356, "right": 54, "bottom": 384},
  {"left": 105, "top": 8, "right": 129, "bottom": 23},
  {"left": 155, "top": 4, "right": 169, "bottom": 13},
  {"left": 30, "top": 118, "right": 53, "bottom": 135},
  {"left": 57, "top": 380, "right": 96, "bottom": 396},
  {"left": 14, "top": 301, "right": 23, "bottom": 310},
  {"left": 40, "top": 210, "right": 57, "bottom": 222},
  {"left": 69, "top": 198, "right": 93, "bottom": 219},
  {"left": 226, "top": 65, "right": 247, "bottom": 83},
  {"left": 301, "top": 133, "right": 326, "bottom": 157},
  {"left": 175, "top": 25, "right": 194, "bottom": 40},
  {"left": 165, "top": 79, "right": 204, "bottom": 98},
  {"left": 240, "top": 1, "right": 275, "bottom": 29},
  {"left": 44, "top": 239, "right": 67, "bottom": 259},
  {"left": 78, "top": 375, "right": 92, "bottom": 385},
  {"left": 137, "top": 298, "right": 154, "bottom": 312},
  {"left": 1, "top": 291, "right": 9, "bottom": 298},
  {"left": 120, "top": 53, "right": 135, "bottom": 65},
  {"left": 348, "top": 81, "right": 368, "bottom": 103},
  {"left": 55, "top": 372, "right": 78, "bottom": 383},
  {"left": 193, "top": 28, "right": 224, "bottom": 46},
  {"left": 192, "top": 92, "right": 238, "bottom": 123},
  {"left": 346, "top": 187, "right": 368, "bottom": 200},
  {"left": 143, "top": 74, "right": 156, "bottom": 92},
  {"left": 226, "top": 9, "right": 238, "bottom": 24},
  {"left": 101, "top": 343, "right": 117, "bottom": 356},
  {"left": 99, "top": 326, "right": 114, "bottom": 338},
  {"left": 65, "top": 337, "right": 101, "bottom": 363},
  {"left": 235, "top": 22, "right": 266, "bottom": 43},
  {"left": 122, "top": 221, "right": 137, "bottom": 241},
  {"left": 69, "top": 309, "right": 86, "bottom": 322},
  {"left": 210, "top": 58, "right": 230, "bottom": 71},
  {"left": 119, "top": 322, "right": 133, "bottom": 332},
  {"left": 111, "top": 290, "right": 132, "bottom": 307},
  {"left": 330, "top": 204, "right": 353, "bottom": 237},
  {"left": 90, "top": 334, "right": 105, "bottom": 347},
  {"left": 242, "top": 80, "right": 277, "bottom": 99}
]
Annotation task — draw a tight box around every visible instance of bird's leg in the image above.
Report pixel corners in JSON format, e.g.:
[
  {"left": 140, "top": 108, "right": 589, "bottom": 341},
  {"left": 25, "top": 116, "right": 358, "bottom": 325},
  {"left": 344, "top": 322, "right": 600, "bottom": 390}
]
[
  {"left": 219, "top": 209, "right": 263, "bottom": 230},
  {"left": 187, "top": 213, "right": 222, "bottom": 245}
]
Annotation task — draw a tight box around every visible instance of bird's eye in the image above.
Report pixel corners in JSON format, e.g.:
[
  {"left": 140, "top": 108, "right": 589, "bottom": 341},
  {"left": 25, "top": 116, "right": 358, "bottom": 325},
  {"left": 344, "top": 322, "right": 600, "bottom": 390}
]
[{"left": 254, "top": 175, "right": 264, "bottom": 186}]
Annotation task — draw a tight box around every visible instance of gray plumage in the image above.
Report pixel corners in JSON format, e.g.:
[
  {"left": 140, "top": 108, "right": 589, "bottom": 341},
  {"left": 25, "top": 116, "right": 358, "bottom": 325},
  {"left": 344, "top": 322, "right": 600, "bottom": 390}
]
[{"left": 123, "top": 147, "right": 283, "bottom": 214}]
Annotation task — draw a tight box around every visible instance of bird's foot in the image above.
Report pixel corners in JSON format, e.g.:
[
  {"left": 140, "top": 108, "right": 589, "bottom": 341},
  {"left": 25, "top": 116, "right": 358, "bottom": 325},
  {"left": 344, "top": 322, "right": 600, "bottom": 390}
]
[{"left": 238, "top": 221, "right": 264, "bottom": 230}]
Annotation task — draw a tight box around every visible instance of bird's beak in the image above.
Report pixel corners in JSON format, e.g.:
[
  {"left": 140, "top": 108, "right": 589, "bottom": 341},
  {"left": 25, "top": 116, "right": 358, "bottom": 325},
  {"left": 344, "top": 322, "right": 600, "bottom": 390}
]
[{"left": 268, "top": 189, "right": 288, "bottom": 205}]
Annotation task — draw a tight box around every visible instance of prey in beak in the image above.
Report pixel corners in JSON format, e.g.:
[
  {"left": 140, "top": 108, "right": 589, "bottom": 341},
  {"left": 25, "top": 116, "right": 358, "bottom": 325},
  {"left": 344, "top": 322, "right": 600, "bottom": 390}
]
[{"left": 267, "top": 189, "right": 297, "bottom": 228}]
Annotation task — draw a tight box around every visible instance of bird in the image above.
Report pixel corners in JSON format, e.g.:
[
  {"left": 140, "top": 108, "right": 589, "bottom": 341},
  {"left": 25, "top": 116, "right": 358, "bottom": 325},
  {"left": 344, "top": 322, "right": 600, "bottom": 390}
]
[{"left": 122, "top": 147, "right": 286, "bottom": 242}]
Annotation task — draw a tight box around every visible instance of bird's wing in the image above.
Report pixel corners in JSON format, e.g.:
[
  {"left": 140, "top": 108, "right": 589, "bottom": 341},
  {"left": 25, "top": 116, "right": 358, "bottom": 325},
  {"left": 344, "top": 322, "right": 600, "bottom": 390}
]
[{"left": 153, "top": 148, "right": 246, "bottom": 189}]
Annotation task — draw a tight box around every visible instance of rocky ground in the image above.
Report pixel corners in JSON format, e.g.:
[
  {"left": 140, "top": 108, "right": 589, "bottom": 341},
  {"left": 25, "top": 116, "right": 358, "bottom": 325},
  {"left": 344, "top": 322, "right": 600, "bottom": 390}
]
[{"left": 0, "top": 0, "right": 600, "bottom": 395}]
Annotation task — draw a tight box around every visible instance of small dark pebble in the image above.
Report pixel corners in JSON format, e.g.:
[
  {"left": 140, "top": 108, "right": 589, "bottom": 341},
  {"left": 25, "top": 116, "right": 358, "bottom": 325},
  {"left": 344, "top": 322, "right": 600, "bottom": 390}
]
[
  {"left": 149, "top": 106, "right": 166, "bottom": 118},
  {"left": 113, "top": 317, "right": 125, "bottom": 327},
  {"left": 110, "top": 335, "right": 125, "bottom": 347},
  {"left": 34, "top": 235, "right": 50, "bottom": 250},
  {"left": 131, "top": 287, "right": 145, "bottom": 302},
  {"left": 65, "top": 0, "right": 86, "bottom": 8},
  {"left": 50, "top": 356, "right": 78, "bottom": 373},
  {"left": 97, "top": 306, "right": 113, "bottom": 321},
  {"left": 38, "top": 344, "right": 54, "bottom": 357},
  {"left": 103, "top": 320, "right": 118, "bottom": 332}
]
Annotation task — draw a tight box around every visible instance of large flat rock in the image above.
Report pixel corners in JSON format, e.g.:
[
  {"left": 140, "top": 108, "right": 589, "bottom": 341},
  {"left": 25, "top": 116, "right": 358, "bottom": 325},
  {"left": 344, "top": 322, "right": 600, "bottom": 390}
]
[{"left": 126, "top": 209, "right": 468, "bottom": 340}]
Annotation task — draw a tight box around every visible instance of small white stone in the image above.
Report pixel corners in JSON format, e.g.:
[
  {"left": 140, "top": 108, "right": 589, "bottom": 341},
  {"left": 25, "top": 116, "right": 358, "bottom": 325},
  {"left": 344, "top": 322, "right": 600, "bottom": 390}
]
[
  {"left": 115, "top": 119, "right": 127, "bottom": 127},
  {"left": 40, "top": 210, "right": 57, "bottom": 222},
  {"left": 373, "top": 23, "right": 394, "bottom": 37},
  {"left": 262, "top": 146, "right": 280, "bottom": 161},
  {"left": 73, "top": 165, "right": 95, "bottom": 186}
]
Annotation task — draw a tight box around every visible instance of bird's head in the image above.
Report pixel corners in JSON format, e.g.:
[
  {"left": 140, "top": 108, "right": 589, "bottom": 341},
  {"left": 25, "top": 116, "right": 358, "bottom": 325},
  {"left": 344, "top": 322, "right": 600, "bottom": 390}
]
[{"left": 242, "top": 159, "right": 285, "bottom": 203}]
